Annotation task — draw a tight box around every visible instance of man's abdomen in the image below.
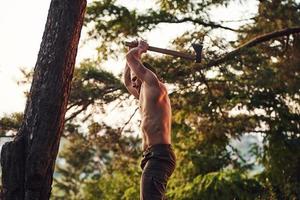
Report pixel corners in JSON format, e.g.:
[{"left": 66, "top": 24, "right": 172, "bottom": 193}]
[{"left": 141, "top": 117, "right": 171, "bottom": 146}]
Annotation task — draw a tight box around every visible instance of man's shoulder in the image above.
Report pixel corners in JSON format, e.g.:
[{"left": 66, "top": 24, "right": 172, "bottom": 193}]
[
  {"left": 143, "top": 80, "right": 164, "bottom": 88},
  {"left": 143, "top": 81, "right": 167, "bottom": 96}
]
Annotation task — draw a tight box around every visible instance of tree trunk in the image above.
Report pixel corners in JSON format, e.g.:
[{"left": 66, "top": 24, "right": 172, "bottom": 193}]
[{"left": 1, "top": 0, "right": 86, "bottom": 199}]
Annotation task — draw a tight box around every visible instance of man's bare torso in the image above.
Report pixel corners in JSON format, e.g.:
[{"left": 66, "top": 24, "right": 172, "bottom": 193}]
[{"left": 139, "top": 81, "right": 171, "bottom": 150}]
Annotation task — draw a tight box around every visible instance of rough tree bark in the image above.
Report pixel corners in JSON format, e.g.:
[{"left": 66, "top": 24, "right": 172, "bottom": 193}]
[{"left": 1, "top": 0, "right": 87, "bottom": 199}]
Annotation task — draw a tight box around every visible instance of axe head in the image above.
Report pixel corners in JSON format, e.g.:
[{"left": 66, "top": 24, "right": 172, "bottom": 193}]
[{"left": 192, "top": 43, "right": 203, "bottom": 63}]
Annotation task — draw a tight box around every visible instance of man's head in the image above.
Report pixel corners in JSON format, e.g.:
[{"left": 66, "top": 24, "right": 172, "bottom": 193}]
[
  {"left": 130, "top": 70, "right": 142, "bottom": 92},
  {"left": 130, "top": 62, "right": 156, "bottom": 93}
]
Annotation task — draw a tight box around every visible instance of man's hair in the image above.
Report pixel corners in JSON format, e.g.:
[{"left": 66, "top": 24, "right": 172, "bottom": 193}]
[{"left": 143, "top": 62, "right": 157, "bottom": 74}]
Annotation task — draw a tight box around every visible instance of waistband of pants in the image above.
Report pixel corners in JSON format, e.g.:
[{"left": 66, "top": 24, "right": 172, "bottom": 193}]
[{"left": 144, "top": 144, "right": 173, "bottom": 153}]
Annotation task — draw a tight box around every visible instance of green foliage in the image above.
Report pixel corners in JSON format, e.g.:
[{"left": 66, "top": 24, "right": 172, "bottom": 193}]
[
  {"left": 0, "top": 112, "right": 23, "bottom": 136},
  {"left": 168, "top": 170, "right": 263, "bottom": 200},
  {"left": 67, "top": 59, "right": 128, "bottom": 122},
  {"left": 52, "top": 120, "right": 142, "bottom": 199},
  {"left": 86, "top": 166, "right": 140, "bottom": 200},
  {"left": 260, "top": 133, "right": 300, "bottom": 199},
  {"left": 52, "top": 133, "right": 96, "bottom": 200},
  {"left": 85, "top": 0, "right": 232, "bottom": 60},
  {"left": 85, "top": 0, "right": 300, "bottom": 198},
  {"left": 235, "top": 1, "right": 300, "bottom": 198}
]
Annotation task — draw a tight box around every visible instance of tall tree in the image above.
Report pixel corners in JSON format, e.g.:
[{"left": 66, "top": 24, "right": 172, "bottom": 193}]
[{"left": 0, "top": 0, "right": 87, "bottom": 199}]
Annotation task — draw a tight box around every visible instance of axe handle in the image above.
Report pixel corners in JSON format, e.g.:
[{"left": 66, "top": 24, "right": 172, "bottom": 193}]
[{"left": 124, "top": 42, "right": 195, "bottom": 61}]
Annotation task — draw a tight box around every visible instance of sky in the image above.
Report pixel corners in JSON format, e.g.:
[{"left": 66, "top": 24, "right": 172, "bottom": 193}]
[
  {"left": 0, "top": 0, "right": 258, "bottom": 117},
  {"left": 0, "top": 0, "right": 48, "bottom": 114}
]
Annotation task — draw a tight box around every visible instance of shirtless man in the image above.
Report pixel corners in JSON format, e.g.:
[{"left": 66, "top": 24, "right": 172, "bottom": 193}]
[{"left": 124, "top": 40, "right": 176, "bottom": 200}]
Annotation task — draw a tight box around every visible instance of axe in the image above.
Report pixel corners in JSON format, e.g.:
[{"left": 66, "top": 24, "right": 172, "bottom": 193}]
[{"left": 124, "top": 41, "right": 203, "bottom": 63}]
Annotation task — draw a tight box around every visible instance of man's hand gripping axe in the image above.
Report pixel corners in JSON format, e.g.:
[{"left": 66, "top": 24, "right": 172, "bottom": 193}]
[{"left": 124, "top": 41, "right": 203, "bottom": 63}]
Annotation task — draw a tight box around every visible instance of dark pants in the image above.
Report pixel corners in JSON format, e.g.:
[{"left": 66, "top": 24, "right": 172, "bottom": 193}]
[{"left": 140, "top": 144, "right": 176, "bottom": 200}]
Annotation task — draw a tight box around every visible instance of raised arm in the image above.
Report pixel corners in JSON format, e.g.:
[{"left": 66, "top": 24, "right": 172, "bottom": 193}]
[
  {"left": 126, "top": 40, "right": 159, "bottom": 87},
  {"left": 123, "top": 62, "right": 139, "bottom": 99}
]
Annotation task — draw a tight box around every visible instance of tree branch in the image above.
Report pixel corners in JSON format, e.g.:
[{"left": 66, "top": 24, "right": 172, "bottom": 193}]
[
  {"left": 198, "top": 70, "right": 226, "bottom": 117},
  {"left": 119, "top": 107, "right": 139, "bottom": 134},
  {"left": 203, "top": 27, "right": 300, "bottom": 69},
  {"left": 0, "top": 135, "right": 15, "bottom": 138},
  {"left": 139, "top": 14, "right": 239, "bottom": 32},
  {"left": 65, "top": 101, "right": 93, "bottom": 122},
  {"left": 179, "top": 17, "right": 239, "bottom": 32}
]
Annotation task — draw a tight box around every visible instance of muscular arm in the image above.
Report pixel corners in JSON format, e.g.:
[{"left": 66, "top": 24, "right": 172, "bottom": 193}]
[
  {"left": 126, "top": 43, "right": 159, "bottom": 87},
  {"left": 123, "top": 63, "right": 139, "bottom": 99}
]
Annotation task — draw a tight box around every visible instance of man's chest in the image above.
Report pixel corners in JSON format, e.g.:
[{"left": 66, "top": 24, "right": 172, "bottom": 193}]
[{"left": 139, "top": 83, "right": 163, "bottom": 110}]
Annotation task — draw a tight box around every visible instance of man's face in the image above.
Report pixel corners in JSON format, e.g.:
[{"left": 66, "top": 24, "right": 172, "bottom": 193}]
[{"left": 130, "top": 71, "right": 142, "bottom": 93}]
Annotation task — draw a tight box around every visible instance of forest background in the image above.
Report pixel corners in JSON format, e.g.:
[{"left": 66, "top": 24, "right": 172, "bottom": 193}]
[{"left": 0, "top": 0, "right": 300, "bottom": 199}]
